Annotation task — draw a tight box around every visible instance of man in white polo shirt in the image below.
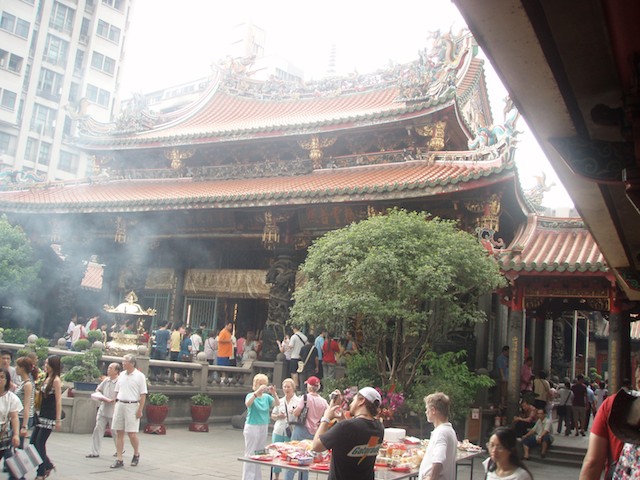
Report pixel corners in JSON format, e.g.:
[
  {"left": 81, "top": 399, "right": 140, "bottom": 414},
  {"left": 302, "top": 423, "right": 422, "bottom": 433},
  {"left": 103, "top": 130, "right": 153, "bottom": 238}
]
[{"left": 111, "top": 354, "right": 147, "bottom": 469}]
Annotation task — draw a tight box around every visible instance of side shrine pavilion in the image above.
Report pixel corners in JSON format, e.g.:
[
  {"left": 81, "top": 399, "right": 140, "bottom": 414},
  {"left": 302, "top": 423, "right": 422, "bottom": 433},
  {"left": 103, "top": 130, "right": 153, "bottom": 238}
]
[{"left": 0, "top": 30, "right": 628, "bottom": 401}]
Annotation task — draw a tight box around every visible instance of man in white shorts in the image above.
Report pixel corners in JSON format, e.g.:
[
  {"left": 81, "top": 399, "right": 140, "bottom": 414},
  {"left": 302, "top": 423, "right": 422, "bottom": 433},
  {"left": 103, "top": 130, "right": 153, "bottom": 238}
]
[{"left": 110, "top": 354, "right": 147, "bottom": 469}]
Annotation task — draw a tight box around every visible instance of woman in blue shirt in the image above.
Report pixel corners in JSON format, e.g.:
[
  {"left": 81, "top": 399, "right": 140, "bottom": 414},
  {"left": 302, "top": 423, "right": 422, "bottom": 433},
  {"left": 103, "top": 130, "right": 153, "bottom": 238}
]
[{"left": 243, "top": 373, "right": 280, "bottom": 480}]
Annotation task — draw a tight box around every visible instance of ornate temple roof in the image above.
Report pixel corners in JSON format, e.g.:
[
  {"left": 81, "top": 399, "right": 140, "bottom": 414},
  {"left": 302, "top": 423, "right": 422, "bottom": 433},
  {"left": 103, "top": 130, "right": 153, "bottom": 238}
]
[
  {"left": 0, "top": 154, "right": 514, "bottom": 214},
  {"left": 498, "top": 214, "right": 608, "bottom": 274},
  {"left": 76, "top": 31, "right": 489, "bottom": 150}
]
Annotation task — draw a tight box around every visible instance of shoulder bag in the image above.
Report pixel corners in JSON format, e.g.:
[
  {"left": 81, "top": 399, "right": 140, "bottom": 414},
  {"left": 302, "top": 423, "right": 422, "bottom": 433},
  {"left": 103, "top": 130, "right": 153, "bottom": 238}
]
[
  {"left": 297, "top": 346, "right": 315, "bottom": 373},
  {"left": 290, "top": 394, "right": 308, "bottom": 426}
]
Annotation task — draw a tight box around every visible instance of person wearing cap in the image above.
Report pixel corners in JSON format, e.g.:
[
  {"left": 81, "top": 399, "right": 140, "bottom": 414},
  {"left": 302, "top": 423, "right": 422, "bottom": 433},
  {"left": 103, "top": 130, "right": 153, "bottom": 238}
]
[
  {"left": 286, "top": 376, "right": 328, "bottom": 480},
  {"left": 311, "top": 386, "right": 384, "bottom": 480},
  {"left": 419, "top": 392, "right": 458, "bottom": 480}
]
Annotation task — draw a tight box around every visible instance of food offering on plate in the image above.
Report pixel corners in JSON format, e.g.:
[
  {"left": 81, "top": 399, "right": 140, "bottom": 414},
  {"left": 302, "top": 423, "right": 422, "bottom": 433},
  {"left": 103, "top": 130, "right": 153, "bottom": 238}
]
[
  {"left": 390, "top": 463, "right": 413, "bottom": 473},
  {"left": 376, "top": 443, "right": 423, "bottom": 470},
  {"left": 268, "top": 440, "right": 315, "bottom": 460},
  {"left": 457, "top": 439, "right": 482, "bottom": 452},
  {"left": 375, "top": 456, "right": 392, "bottom": 467},
  {"left": 287, "top": 454, "right": 313, "bottom": 466},
  {"left": 403, "top": 436, "right": 421, "bottom": 445},
  {"left": 249, "top": 453, "right": 275, "bottom": 461}
]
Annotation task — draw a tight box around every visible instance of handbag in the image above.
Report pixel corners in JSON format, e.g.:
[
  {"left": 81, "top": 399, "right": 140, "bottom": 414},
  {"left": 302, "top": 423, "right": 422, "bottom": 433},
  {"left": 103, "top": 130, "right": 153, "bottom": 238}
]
[
  {"left": 5, "top": 445, "right": 43, "bottom": 478},
  {"left": 34, "top": 389, "right": 42, "bottom": 412},
  {"left": 296, "top": 346, "right": 315, "bottom": 374},
  {"left": 290, "top": 394, "right": 308, "bottom": 426}
]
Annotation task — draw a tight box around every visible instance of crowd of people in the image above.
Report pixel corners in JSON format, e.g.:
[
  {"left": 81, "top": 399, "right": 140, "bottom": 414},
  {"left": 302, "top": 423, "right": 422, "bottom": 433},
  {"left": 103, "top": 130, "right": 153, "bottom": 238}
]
[{"left": 0, "top": 349, "right": 148, "bottom": 478}]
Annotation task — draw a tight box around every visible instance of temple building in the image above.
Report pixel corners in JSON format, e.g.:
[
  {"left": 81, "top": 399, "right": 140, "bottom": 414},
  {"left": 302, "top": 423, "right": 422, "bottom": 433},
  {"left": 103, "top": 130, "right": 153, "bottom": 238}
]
[
  {"left": 0, "top": 28, "right": 628, "bottom": 405},
  {"left": 452, "top": 0, "right": 640, "bottom": 395}
]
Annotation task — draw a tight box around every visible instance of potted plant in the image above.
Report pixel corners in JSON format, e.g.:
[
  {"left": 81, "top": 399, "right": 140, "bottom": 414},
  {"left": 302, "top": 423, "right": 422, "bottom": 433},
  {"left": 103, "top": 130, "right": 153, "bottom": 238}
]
[
  {"left": 189, "top": 393, "right": 213, "bottom": 432},
  {"left": 144, "top": 393, "right": 169, "bottom": 435},
  {"left": 61, "top": 349, "right": 103, "bottom": 391}
]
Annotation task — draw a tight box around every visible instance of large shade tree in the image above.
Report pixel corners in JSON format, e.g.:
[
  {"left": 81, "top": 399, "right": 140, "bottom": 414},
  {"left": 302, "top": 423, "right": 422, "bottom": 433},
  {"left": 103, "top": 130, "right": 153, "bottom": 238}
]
[
  {"left": 289, "top": 209, "right": 505, "bottom": 391},
  {"left": 0, "top": 215, "right": 41, "bottom": 313}
]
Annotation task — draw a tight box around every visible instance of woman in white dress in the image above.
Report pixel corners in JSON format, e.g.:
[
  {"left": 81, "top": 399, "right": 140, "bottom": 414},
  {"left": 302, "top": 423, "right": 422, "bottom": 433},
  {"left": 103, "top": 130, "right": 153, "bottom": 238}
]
[
  {"left": 270, "top": 378, "right": 299, "bottom": 480},
  {"left": 484, "top": 427, "right": 533, "bottom": 480}
]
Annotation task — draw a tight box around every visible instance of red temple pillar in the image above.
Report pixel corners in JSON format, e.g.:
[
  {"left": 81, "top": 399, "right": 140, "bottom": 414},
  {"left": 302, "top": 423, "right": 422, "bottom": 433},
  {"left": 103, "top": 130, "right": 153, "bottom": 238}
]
[
  {"left": 507, "top": 284, "right": 525, "bottom": 420},
  {"left": 608, "top": 294, "right": 631, "bottom": 393}
]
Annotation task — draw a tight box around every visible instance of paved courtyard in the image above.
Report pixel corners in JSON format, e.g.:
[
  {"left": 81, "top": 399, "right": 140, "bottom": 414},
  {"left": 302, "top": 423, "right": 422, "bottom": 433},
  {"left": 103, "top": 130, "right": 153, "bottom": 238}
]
[{"left": 14, "top": 424, "right": 584, "bottom": 479}]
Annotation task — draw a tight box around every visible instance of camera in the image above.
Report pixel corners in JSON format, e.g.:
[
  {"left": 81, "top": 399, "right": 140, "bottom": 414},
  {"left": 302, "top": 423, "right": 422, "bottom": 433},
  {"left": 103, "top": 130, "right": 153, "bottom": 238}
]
[{"left": 330, "top": 392, "right": 339, "bottom": 403}]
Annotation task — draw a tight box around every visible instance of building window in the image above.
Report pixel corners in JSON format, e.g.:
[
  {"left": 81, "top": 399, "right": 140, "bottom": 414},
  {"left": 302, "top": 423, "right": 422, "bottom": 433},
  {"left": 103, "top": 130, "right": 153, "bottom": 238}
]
[
  {"left": 8, "top": 53, "right": 23, "bottom": 73},
  {"left": 68, "top": 82, "right": 79, "bottom": 103},
  {"left": 86, "top": 84, "right": 110, "bottom": 107},
  {"left": 102, "top": 0, "right": 124, "bottom": 12},
  {"left": 0, "top": 12, "right": 30, "bottom": 39},
  {"left": 79, "top": 17, "right": 90, "bottom": 44},
  {"left": 49, "top": 2, "right": 75, "bottom": 34},
  {"left": 43, "top": 34, "right": 69, "bottom": 67},
  {"left": 58, "top": 151, "right": 79, "bottom": 173},
  {"left": 90, "top": 51, "right": 115, "bottom": 75},
  {"left": 74, "top": 49, "right": 84, "bottom": 75},
  {"left": 30, "top": 104, "right": 56, "bottom": 136},
  {"left": 97, "top": 19, "right": 121, "bottom": 44},
  {"left": 24, "top": 138, "right": 37, "bottom": 162},
  {"left": 0, "top": 89, "right": 17, "bottom": 110},
  {"left": 0, "top": 132, "right": 17, "bottom": 155},
  {"left": 37, "top": 68, "right": 64, "bottom": 101},
  {"left": 38, "top": 142, "right": 51, "bottom": 166},
  {"left": 24, "top": 138, "right": 50, "bottom": 166}
]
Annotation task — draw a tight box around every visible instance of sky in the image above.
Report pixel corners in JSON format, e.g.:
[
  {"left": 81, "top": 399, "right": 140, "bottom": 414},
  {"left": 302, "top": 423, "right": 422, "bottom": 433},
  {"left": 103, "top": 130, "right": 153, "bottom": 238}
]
[{"left": 119, "top": 0, "right": 573, "bottom": 209}]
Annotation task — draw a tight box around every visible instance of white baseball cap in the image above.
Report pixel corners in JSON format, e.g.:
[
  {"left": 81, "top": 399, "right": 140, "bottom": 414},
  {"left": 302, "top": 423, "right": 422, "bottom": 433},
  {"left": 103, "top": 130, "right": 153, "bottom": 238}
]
[{"left": 359, "top": 387, "right": 382, "bottom": 405}]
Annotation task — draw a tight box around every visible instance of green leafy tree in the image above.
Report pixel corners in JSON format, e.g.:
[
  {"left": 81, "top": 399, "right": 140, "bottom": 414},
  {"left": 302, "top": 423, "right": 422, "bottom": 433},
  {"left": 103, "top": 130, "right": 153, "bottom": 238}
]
[
  {"left": 289, "top": 209, "right": 505, "bottom": 392},
  {"left": 0, "top": 215, "right": 41, "bottom": 301},
  {"left": 408, "top": 351, "right": 494, "bottom": 424}
]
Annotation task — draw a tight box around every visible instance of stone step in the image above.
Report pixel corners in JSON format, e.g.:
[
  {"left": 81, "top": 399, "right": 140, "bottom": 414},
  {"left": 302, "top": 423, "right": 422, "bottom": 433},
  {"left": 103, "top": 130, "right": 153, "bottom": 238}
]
[{"left": 526, "top": 445, "right": 585, "bottom": 468}]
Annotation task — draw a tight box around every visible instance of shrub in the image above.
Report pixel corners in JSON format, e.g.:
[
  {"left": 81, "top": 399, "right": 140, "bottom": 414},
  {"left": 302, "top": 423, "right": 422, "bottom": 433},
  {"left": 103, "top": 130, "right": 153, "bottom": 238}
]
[
  {"left": 72, "top": 339, "right": 91, "bottom": 351},
  {"left": 87, "top": 330, "right": 103, "bottom": 343},
  {"left": 190, "top": 393, "right": 213, "bottom": 406},
  {"left": 1, "top": 328, "right": 30, "bottom": 344},
  {"left": 407, "top": 350, "right": 494, "bottom": 425},
  {"left": 62, "top": 349, "right": 103, "bottom": 383},
  {"left": 33, "top": 338, "right": 50, "bottom": 364},
  {"left": 148, "top": 393, "right": 169, "bottom": 406},
  {"left": 344, "top": 352, "right": 379, "bottom": 388},
  {"left": 16, "top": 338, "right": 50, "bottom": 367}
]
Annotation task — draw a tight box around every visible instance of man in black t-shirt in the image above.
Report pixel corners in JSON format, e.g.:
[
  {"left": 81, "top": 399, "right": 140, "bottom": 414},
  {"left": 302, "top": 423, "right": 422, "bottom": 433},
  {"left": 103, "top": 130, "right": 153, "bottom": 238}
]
[{"left": 312, "top": 387, "right": 384, "bottom": 480}]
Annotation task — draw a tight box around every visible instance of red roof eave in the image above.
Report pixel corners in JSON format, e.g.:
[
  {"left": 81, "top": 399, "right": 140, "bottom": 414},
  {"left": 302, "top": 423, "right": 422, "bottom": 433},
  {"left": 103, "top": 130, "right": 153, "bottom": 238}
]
[{"left": 0, "top": 159, "right": 515, "bottom": 214}]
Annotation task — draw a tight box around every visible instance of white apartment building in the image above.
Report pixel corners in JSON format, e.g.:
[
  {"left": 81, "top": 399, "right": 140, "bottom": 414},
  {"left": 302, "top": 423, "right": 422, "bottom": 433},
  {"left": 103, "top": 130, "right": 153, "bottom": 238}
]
[{"left": 0, "top": 0, "right": 132, "bottom": 182}]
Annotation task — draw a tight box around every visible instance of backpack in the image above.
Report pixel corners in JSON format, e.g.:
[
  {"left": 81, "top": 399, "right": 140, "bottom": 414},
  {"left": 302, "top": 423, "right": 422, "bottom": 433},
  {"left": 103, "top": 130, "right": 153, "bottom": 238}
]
[{"left": 611, "top": 443, "right": 640, "bottom": 479}]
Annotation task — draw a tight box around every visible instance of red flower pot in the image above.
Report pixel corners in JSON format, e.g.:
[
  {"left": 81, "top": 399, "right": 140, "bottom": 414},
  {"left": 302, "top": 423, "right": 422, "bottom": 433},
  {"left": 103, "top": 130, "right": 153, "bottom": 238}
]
[
  {"left": 144, "top": 405, "right": 169, "bottom": 435},
  {"left": 189, "top": 405, "right": 212, "bottom": 432}
]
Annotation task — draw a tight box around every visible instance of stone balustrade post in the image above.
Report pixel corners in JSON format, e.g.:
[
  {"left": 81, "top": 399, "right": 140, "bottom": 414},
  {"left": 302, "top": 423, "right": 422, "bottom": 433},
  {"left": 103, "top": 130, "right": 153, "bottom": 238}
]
[
  {"left": 272, "top": 359, "right": 284, "bottom": 387},
  {"left": 136, "top": 355, "right": 150, "bottom": 378},
  {"left": 196, "top": 359, "right": 209, "bottom": 392}
]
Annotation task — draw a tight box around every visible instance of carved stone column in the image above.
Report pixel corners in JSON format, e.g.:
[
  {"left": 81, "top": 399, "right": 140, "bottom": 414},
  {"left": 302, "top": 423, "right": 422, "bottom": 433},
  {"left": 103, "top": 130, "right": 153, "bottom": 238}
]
[{"left": 262, "top": 255, "right": 296, "bottom": 361}]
